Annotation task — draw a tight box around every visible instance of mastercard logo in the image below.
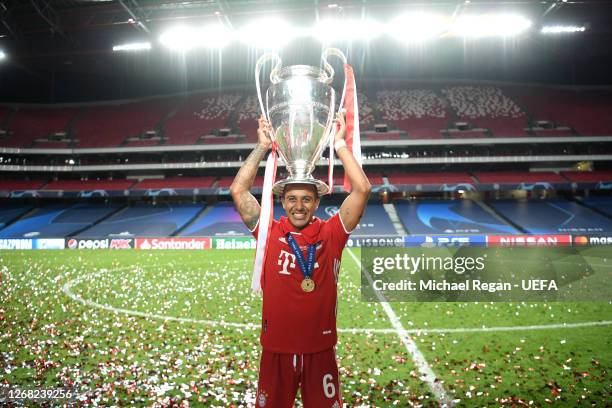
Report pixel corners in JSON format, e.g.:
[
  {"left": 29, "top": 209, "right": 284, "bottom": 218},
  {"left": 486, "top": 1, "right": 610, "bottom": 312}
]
[{"left": 574, "top": 236, "right": 588, "bottom": 245}]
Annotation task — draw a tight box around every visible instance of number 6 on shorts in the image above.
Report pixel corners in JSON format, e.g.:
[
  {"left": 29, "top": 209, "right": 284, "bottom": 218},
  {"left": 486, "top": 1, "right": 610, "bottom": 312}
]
[{"left": 323, "top": 373, "right": 336, "bottom": 398}]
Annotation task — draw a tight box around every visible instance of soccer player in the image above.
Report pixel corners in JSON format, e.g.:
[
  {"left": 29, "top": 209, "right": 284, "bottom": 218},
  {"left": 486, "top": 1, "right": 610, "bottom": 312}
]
[{"left": 230, "top": 112, "right": 371, "bottom": 407}]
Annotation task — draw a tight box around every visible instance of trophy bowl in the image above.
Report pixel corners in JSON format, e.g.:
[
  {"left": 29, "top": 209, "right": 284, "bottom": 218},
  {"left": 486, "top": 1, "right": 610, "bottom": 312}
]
[
  {"left": 266, "top": 65, "right": 335, "bottom": 195},
  {"left": 256, "top": 51, "right": 345, "bottom": 196}
]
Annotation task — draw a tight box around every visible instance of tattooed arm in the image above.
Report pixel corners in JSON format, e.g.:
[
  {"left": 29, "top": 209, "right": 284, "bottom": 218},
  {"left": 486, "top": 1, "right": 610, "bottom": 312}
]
[{"left": 230, "top": 116, "right": 272, "bottom": 230}]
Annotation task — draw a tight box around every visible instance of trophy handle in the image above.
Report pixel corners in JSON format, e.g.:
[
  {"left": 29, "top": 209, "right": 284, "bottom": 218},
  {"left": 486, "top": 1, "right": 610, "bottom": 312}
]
[
  {"left": 255, "top": 53, "right": 282, "bottom": 122},
  {"left": 321, "top": 48, "right": 348, "bottom": 114}
]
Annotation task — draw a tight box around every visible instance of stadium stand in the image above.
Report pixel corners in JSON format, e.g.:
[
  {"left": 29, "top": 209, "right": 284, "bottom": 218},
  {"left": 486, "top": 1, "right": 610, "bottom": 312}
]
[
  {"left": 235, "top": 94, "right": 259, "bottom": 142},
  {"left": 132, "top": 176, "right": 217, "bottom": 190},
  {"left": 73, "top": 100, "right": 171, "bottom": 147},
  {"left": 0, "top": 204, "right": 121, "bottom": 238},
  {"left": 487, "top": 199, "right": 612, "bottom": 234},
  {"left": 395, "top": 200, "right": 518, "bottom": 234},
  {"left": 42, "top": 179, "right": 136, "bottom": 191},
  {"left": 270, "top": 203, "right": 398, "bottom": 237},
  {"left": 179, "top": 202, "right": 251, "bottom": 236},
  {"left": 560, "top": 171, "right": 612, "bottom": 184},
  {"left": 387, "top": 172, "right": 473, "bottom": 185},
  {"left": 2, "top": 107, "right": 78, "bottom": 148},
  {"left": 76, "top": 203, "right": 203, "bottom": 238},
  {"left": 215, "top": 175, "right": 264, "bottom": 189},
  {"left": 441, "top": 86, "right": 527, "bottom": 138},
  {"left": 311, "top": 170, "right": 384, "bottom": 187},
  {"left": 0, "top": 180, "right": 46, "bottom": 190},
  {"left": 506, "top": 88, "right": 612, "bottom": 136},
  {"left": 473, "top": 171, "right": 567, "bottom": 184},
  {"left": 164, "top": 93, "right": 242, "bottom": 145},
  {"left": 377, "top": 89, "right": 449, "bottom": 139},
  {"left": 213, "top": 176, "right": 234, "bottom": 189},
  {"left": 579, "top": 196, "right": 612, "bottom": 217},
  {"left": 123, "top": 138, "right": 162, "bottom": 147},
  {"left": 358, "top": 91, "right": 375, "bottom": 128},
  {"left": 0, "top": 106, "right": 10, "bottom": 122},
  {"left": 0, "top": 204, "right": 33, "bottom": 229},
  {"left": 313, "top": 203, "right": 398, "bottom": 237},
  {"left": 1, "top": 84, "right": 610, "bottom": 148}
]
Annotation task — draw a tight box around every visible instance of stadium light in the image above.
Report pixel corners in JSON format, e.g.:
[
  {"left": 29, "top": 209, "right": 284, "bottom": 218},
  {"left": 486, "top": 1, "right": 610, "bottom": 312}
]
[
  {"left": 452, "top": 14, "right": 532, "bottom": 37},
  {"left": 541, "top": 25, "right": 586, "bottom": 34},
  {"left": 314, "top": 19, "right": 383, "bottom": 43},
  {"left": 112, "top": 42, "right": 152, "bottom": 52},
  {"left": 238, "top": 18, "right": 297, "bottom": 49},
  {"left": 160, "top": 24, "right": 233, "bottom": 51},
  {"left": 200, "top": 23, "right": 234, "bottom": 49},
  {"left": 0, "top": 50, "right": 6, "bottom": 60},
  {"left": 160, "top": 26, "right": 203, "bottom": 51},
  {"left": 387, "top": 13, "right": 449, "bottom": 42}
]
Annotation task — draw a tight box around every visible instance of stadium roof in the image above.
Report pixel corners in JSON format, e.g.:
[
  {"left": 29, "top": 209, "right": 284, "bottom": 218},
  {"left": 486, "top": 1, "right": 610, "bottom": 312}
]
[{"left": 1, "top": 0, "right": 612, "bottom": 102}]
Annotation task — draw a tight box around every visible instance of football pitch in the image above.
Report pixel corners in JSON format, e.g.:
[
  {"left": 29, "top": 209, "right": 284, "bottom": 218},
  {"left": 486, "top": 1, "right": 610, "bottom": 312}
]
[{"left": 1, "top": 248, "right": 610, "bottom": 407}]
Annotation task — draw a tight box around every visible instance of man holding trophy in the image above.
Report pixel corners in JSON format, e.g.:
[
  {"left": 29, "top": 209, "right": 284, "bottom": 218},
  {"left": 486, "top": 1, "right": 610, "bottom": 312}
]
[{"left": 230, "top": 49, "right": 371, "bottom": 407}]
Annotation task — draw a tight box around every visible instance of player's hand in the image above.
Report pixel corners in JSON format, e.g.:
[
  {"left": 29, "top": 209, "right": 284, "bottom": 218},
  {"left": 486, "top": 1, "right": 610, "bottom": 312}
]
[
  {"left": 334, "top": 110, "right": 346, "bottom": 143},
  {"left": 257, "top": 115, "right": 273, "bottom": 149}
]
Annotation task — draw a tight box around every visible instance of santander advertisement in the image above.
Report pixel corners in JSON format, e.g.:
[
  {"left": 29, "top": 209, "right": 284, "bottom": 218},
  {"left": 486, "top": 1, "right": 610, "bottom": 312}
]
[{"left": 135, "top": 237, "right": 211, "bottom": 250}]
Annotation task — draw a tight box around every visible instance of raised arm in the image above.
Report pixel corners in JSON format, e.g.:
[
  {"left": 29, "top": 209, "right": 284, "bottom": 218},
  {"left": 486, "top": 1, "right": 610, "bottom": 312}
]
[
  {"left": 334, "top": 112, "right": 372, "bottom": 232},
  {"left": 230, "top": 116, "right": 272, "bottom": 230}
]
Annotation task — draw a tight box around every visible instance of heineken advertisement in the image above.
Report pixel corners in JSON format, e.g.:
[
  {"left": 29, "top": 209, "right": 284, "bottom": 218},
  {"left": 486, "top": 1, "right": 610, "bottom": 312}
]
[{"left": 213, "top": 237, "right": 257, "bottom": 250}]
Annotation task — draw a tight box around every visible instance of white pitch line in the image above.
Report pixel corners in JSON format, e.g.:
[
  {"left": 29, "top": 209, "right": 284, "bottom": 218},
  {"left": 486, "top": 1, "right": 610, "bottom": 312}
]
[
  {"left": 61, "top": 268, "right": 612, "bottom": 336},
  {"left": 346, "top": 248, "right": 454, "bottom": 407},
  {"left": 61, "top": 270, "right": 259, "bottom": 330},
  {"left": 338, "top": 320, "right": 612, "bottom": 334}
]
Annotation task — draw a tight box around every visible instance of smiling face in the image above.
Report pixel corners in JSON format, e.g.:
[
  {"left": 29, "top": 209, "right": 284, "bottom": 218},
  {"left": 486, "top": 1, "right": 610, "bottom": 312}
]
[{"left": 281, "top": 184, "right": 320, "bottom": 230}]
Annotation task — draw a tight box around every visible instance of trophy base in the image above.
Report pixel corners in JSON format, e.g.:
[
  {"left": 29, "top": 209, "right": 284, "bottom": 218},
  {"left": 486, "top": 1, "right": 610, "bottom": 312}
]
[{"left": 272, "top": 177, "right": 330, "bottom": 196}]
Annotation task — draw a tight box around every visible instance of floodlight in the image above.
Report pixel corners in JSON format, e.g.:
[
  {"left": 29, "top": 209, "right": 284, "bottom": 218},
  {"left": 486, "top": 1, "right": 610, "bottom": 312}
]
[
  {"left": 159, "top": 26, "right": 203, "bottom": 52},
  {"left": 112, "top": 42, "right": 152, "bottom": 52},
  {"left": 314, "top": 19, "right": 383, "bottom": 42},
  {"left": 238, "top": 18, "right": 297, "bottom": 49},
  {"left": 0, "top": 50, "right": 5, "bottom": 60},
  {"left": 159, "top": 24, "right": 233, "bottom": 51},
  {"left": 200, "top": 23, "right": 234, "bottom": 48},
  {"left": 541, "top": 25, "right": 586, "bottom": 34},
  {"left": 452, "top": 14, "right": 532, "bottom": 37},
  {"left": 387, "top": 13, "right": 449, "bottom": 42}
]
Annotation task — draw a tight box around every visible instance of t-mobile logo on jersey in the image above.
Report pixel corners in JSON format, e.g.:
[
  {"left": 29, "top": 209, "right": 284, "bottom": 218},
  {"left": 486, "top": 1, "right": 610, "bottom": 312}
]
[{"left": 278, "top": 250, "right": 296, "bottom": 275}]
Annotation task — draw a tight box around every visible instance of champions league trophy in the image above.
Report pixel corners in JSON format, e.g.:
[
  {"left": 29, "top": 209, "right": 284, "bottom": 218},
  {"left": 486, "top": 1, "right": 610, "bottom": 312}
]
[
  {"left": 251, "top": 49, "right": 354, "bottom": 293},
  {"left": 255, "top": 48, "right": 348, "bottom": 195}
]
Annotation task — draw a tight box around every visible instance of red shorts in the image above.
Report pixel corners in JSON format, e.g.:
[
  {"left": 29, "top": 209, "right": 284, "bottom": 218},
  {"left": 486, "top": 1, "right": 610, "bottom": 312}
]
[{"left": 256, "top": 348, "right": 343, "bottom": 408}]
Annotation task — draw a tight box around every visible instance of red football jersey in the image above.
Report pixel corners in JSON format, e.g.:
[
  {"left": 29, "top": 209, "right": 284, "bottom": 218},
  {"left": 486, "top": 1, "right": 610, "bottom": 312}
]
[{"left": 253, "top": 214, "right": 350, "bottom": 354}]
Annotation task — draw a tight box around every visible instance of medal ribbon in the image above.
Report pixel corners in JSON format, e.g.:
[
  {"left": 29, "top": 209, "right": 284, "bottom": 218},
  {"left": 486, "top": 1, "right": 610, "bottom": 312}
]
[{"left": 286, "top": 233, "right": 316, "bottom": 280}]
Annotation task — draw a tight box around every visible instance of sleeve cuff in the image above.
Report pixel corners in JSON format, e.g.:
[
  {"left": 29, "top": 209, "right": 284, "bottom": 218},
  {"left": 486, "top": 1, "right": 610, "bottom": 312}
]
[
  {"left": 337, "top": 212, "right": 354, "bottom": 234},
  {"left": 249, "top": 218, "right": 260, "bottom": 233}
]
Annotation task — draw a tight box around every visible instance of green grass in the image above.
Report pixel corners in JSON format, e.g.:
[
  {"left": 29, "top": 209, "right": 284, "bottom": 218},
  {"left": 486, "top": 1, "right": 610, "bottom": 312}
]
[{"left": 0, "top": 249, "right": 610, "bottom": 406}]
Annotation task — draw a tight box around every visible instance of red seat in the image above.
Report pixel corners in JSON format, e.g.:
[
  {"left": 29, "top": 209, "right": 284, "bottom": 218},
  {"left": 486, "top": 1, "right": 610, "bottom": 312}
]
[
  {"left": 43, "top": 179, "right": 136, "bottom": 191},
  {"left": 473, "top": 171, "right": 566, "bottom": 184}
]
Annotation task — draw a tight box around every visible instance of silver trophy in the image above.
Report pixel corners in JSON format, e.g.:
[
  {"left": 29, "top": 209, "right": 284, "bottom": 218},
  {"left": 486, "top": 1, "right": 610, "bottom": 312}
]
[{"left": 255, "top": 48, "right": 348, "bottom": 195}]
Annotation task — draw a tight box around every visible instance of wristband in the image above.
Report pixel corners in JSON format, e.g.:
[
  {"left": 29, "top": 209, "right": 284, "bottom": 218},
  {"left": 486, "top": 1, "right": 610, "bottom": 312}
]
[{"left": 334, "top": 139, "right": 347, "bottom": 152}]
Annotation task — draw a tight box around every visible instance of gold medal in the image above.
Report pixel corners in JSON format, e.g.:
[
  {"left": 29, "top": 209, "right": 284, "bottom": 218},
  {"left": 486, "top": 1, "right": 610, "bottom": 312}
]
[{"left": 301, "top": 278, "right": 315, "bottom": 292}]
